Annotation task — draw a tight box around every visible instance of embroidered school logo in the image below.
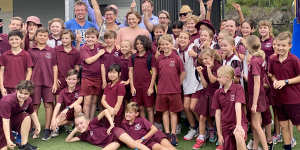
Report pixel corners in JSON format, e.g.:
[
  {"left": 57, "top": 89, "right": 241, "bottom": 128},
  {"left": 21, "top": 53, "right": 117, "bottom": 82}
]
[
  {"left": 169, "top": 60, "right": 175, "bottom": 67},
  {"left": 230, "top": 94, "right": 235, "bottom": 101},
  {"left": 134, "top": 123, "right": 142, "bottom": 131},
  {"left": 114, "top": 51, "right": 119, "bottom": 57},
  {"left": 90, "top": 130, "right": 94, "bottom": 136},
  {"left": 265, "top": 43, "right": 272, "bottom": 48},
  {"left": 74, "top": 92, "right": 79, "bottom": 99},
  {"left": 45, "top": 52, "right": 52, "bottom": 59}
]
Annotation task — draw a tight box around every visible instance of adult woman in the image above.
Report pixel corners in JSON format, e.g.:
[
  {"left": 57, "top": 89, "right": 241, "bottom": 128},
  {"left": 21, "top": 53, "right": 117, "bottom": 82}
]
[
  {"left": 117, "top": 11, "right": 151, "bottom": 47},
  {"left": 144, "top": 10, "right": 172, "bottom": 34}
]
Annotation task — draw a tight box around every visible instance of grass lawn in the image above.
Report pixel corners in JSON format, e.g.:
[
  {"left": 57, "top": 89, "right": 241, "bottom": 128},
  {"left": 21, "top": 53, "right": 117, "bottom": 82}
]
[{"left": 29, "top": 106, "right": 300, "bottom": 150}]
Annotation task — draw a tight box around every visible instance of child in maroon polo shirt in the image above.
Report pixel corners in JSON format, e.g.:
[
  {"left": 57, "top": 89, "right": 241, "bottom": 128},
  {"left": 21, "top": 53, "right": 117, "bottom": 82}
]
[
  {"left": 120, "top": 40, "right": 132, "bottom": 103},
  {"left": 50, "top": 69, "right": 82, "bottom": 137},
  {"left": 0, "top": 30, "right": 33, "bottom": 95},
  {"left": 80, "top": 28, "right": 105, "bottom": 120},
  {"left": 101, "top": 64, "right": 126, "bottom": 126},
  {"left": 129, "top": 35, "right": 157, "bottom": 123},
  {"left": 156, "top": 34, "right": 185, "bottom": 146},
  {"left": 101, "top": 30, "right": 122, "bottom": 90},
  {"left": 28, "top": 27, "right": 58, "bottom": 141},
  {"left": 258, "top": 20, "right": 274, "bottom": 63},
  {"left": 213, "top": 66, "right": 248, "bottom": 150},
  {"left": 193, "top": 49, "right": 222, "bottom": 149},
  {"left": 246, "top": 35, "right": 270, "bottom": 150},
  {"left": 65, "top": 110, "right": 150, "bottom": 150},
  {"left": 121, "top": 102, "right": 176, "bottom": 150},
  {"left": 55, "top": 30, "right": 80, "bottom": 99},
  {"left": 269, "top": 32, "right": 300, "bottom": 150},
  {"left": 0, "top": 81, "right": 40, "bottom": 150}
]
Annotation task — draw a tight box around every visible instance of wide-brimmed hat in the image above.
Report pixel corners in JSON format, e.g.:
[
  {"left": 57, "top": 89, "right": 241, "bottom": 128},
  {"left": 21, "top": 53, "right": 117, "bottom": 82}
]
[
  {"left": 26, "top": 16, "right": 42, "bottom": 26},
  {"left": 195, "top": 19, "right": 215, "bottom": 34}
]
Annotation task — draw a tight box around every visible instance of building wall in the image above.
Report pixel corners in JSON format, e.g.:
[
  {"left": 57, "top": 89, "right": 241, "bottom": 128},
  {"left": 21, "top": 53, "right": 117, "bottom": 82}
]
[{"left": 0, "top": 0, "right": 13, "bottom": 33}]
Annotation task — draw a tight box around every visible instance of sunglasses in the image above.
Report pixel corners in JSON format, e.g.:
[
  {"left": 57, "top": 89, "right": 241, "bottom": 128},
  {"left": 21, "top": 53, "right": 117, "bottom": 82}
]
[{"left": 179, "top": 13, "right": 188, "bottom": 17}]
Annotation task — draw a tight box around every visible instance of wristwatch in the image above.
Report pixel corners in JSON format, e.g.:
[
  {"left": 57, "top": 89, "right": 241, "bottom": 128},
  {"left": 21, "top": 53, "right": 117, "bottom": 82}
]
[
  {"left": 141, "top": 137, "right": 146, "bottom": 142},
  {"left": 285, "top": 79, "right": 289, "bottom": 85}
]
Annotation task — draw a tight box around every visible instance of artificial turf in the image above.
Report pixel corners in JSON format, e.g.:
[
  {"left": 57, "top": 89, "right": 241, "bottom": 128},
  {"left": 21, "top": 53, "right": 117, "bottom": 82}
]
[{"left": 29, "top": 106, "right": 299, "bottom": 150}]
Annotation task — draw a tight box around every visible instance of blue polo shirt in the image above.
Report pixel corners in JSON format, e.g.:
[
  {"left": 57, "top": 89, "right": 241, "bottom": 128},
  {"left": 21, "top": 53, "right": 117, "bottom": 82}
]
[{"left": 65, "top": 19, "right": 98, "bottom": 46}]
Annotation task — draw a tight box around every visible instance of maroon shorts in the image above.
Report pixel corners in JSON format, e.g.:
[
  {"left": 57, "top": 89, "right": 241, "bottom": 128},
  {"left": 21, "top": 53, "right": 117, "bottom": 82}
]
[
  {"left": 276, "top": 103, "right": 300, "bottom": 125},
  {"left": 132, "top": 87, "right": 154, "bottom": 108},
  {"left": 80, "top": 78, "right": 102, "bottom": 96},
  {"left": 156, "top": 93, "right": 183, "bottom": 113},
  {"left": 247, "top": 94, "right": 267, "bottom": 113},
  {"left": 262, "top": 106, "right": 272, "bottom": 126},
  {"left": 0, "top": 112, "right": 29, "bottom": 149},
  {"left": 66, "top": 109, "right": 75, "bottom": 121},
  {"left": 101, "top": 127, "right": 125, "bottom": 147},
  {"left": 144, "top": 130, "right": 167, "bottom": 148},
  {"left": 222, "top": 124, "right": 248, "bottom": 150},
  {"left": 191, "top": 90, "right": 201, "bottom": 99},
  {"left": 33, "top": 86, "right": 55, "bottom": 105},
  {"left": 194, "top": 90, "right": 215, "bottom": 117}
]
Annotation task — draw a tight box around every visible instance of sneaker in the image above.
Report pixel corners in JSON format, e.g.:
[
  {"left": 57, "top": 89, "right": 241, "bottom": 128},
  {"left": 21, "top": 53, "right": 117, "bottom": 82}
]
[
  {"left": 192, "top": 139, "right": 205, "bottom": 149},
  {"left": 247, "top": 139, "right": 263, "bottom": 150},
  {"left": 268, "top": 142, "right": 274, "bottom": 150},
  {"left": 170, "top": 134, "right": 178, "bottom": 146},
  {"left": 208, "top": 129, "right": 217, "bottom": 143},
  {"left": 216, "top": 145, "right": 223, "bottom": 150},
  {"left": 176, "top": 124, "right": 181, "bottom": 135},
  {"left": 272, "top": 134, "right": 283, "bottom": 144},
  {"left": 42, "top": 129, "right": 52, "bottom": 141},
  {"left": 154, "top": 122, "right": 163, "bottom": 131},
  {"left": 292, "top": 138, "right": 297, "bottom": 148},
  {"left": 183, "top": 127, "right": 197, "bottom": 141},
  {"left": 51, "top": 127, "right": 59, "bottom": 137},
  {"left": 18, "top": 143, "right": 38, "bottom": 150}
]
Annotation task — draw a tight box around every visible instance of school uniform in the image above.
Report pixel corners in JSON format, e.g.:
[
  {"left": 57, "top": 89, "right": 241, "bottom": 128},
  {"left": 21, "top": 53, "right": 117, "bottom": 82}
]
[
  {"left": 55, "top": 45, "right": 80, "bottom": 94},
  {"left": 101, "top": 48, "right": 121, "bottom": 78},
  {"left": 80, "top": 43, "right": 103, "bottom": 96},
  {"left": 57, "top": 86, "right": 80, "bottom": 121},
  {"left": 223, "top": 54, "right": 243, "bottom": 86},
  {"left": 0, "top": 50, "right": 33, "bottom": 93},
  {"left": 261, "top": 37, "right": 274, "bottom": 63},
  {"left": 121, "top": 117, "right": 167, "bottom": 148},
  {"left": 155, "top": 52, "right": 184, "bottom": 113},
  {"left": 29, "top": 46, "right": 57, "bottom": 104},
  {"left": 78, "top": 117, "right": 125, "bottom": 148},
  {"left": 212, "top": 84, "right": 248, "bottom": 150},
  {"left": 190, "top": 32, "right": 200, "bottom": 44},
  {"left": 47, "top": 34, "right": 62, "bottom": 48},
  {"left": 103, "top": 81, "right": 125, "bottom": 126},
  {"left": 120, "top": 57, "right": 131, "bottom": 101},
  {"left": 0, "top": 93, "right": 34, "bottom": 149},
  {"left": 129, "top": 52, "right": 156, "bottom": 108},
  {"left": 247, "top": 56, "right": 267, "bottom": 112},
  {"left": 268, "top": 53, "right": 300, "bottom": 125},
  {"left": 177, "top": 44, "right": 202, "bottom": 96},
  {"left": 195, "top": 61, "right": 221, "bottom": 117},
  {"left": 0, "top": 34, "right": 10, "bottom": 54}
]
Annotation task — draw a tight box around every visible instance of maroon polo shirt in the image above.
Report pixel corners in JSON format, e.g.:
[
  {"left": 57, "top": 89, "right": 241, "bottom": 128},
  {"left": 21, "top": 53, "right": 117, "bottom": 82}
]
[
  {"left": 212, "top": 84, "right": 247, "bottom": 129},
  {"left": 101, "top": 48, "right": 121, "bottom": 77},
  {"left": 156, "top": 52, "right": 184, "bottom": 94},
  {"left": 29, "top": 46, "right": 57, "bottom": 87},
  {"left": 0, "top": 50, "right": 33, "bottom": 88},
  {"left": 268, "top": 53, "right": 300, "bottom": 104},
  {"left": 55, "top": 45, "right": 80, "bottom": 82},
  {"left": 120, "top": 57, "right": 129, "bottom": 81},
  {"left": 0, "top": 34, "right": 10, "bottom": 55},
  {"left": 0, "top": 93, "right": 34, "bottom": 121},
  {"left": 261, "top": 37, "right": 274, "bottom": 62},
  {"left": 202, "top": 61, "right": 221, "bottom": 96},
  {"left": 58, "top": 86, "right": 80, "bottom": 107},
  {"left": 103, "top": 81, "right": 125, "bottom": 118},
  {"left": 247, "top": 56, "right": 267, "bottom": 100},
  {"left": 121, "top": 117, "right": 152, "bottom": 141},
  {"left": 79, "top": 118, "right": 115, "bottom": 147},
  {"left": 80, "top": 43, "right": 104, "bottom": 79},
  {"left": 152, "top": 42, "right": 158, "bottom": 54},
  {"left": 129, "top": 52, "right": 156, "bottom": 88},
  {"left": 190, "top": 32, "right": 200, "bottom": 43}
]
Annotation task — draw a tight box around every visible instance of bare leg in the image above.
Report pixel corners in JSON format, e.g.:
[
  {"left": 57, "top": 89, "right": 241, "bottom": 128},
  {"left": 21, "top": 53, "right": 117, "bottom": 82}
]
[
  {"left": 273, "top": 108, "right": 281, "bottom": 136},
  {"left": 288, "top": 120, "right": 294, "bottom": 139},
  {"left": 20, "top": 116, "right": 31, "bottom": 145},
  {"left": 251, "top": 112, "right": 268, "bottom": 150},
  {"left": 44, "top": 102, "right": 54, "bottom": 129},
  {"left": 265, "top": 123, "right": 272, "bottom": 143},
  {"left": 170, "top": 112, "right": 178, "bottom": 135},
  {"left": 102, "top": 142, "right": 120, "bottom": 150},
  {"left": 89, "top": 95, "right": 98, "bottom": 119},
  {"left": 280, "top": 120, "right": 291, "bottom": 145},
  {"left": 234, "top": 129, "right": 247, "bottom": 150},
  {"left": 162, "top": 111, "right": 170, "bottom": 134},
  {"left": 147, "top": 107, "right": 154, "bottom": 123},
  {"left": 199, "top": 115, "right": 206, "bottom": 136},
  {"left": 140, "top": 106, "right": 146, "bottom": 118},
  {"left": 83, "top": 95, "right": 92, "bottom": 119},
  {"left": 190, "top": 98, "right": 199, "bottom": 121},
  {"left": 160, "top": 138, "right": 176, "bottom": 150},
  {"left": 0, "top": 146, "right": 7, "bottom": 150},
  {"left": 184, "top": 97, "right": 195, "bottom": 128},
  {"left": 118, "top": 133, "right": 150, "bottom": 150}
]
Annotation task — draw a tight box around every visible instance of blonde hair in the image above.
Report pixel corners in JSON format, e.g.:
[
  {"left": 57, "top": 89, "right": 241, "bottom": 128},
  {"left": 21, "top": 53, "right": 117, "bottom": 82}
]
[
  {"left": 246, "top": 35, "right": 265, "bottom": 60},
  {"left": 126, "top": 102, "right": 139, "bottom": 112},
  {"left": 219, "top": 30, "right": 233, "bottom": 37},
  {"left": 222, "top": 35, "right": 235, "bottom": 46},
  {"left": 200, "top": 29, "right": 214, "bottom": 40},
  {"left": 217, "top": 65, "right": 235, "bottom": 79},
  {"left": 258, "top": 20, "right": 274, "bottom": 38},
  {"left": 186, "top": 15, "right": 200, "bottom": 24},
  {"left": 158, "top": 34, "right": 174, "bottom": 45},
  {"left": 276, "top": 31, "right": 292, "bottom": 45},
  {"left": 179, "top": 31, "right": 190, "bottom": 39},
  {"left": 121, "top": 40, "right": 132, "bottom": 47},
  {"left": 200, "top": 48, "right": 222, "bottom": 64},
  {"left": 10, "top": 17, "right": 23, "bottom": 23}
]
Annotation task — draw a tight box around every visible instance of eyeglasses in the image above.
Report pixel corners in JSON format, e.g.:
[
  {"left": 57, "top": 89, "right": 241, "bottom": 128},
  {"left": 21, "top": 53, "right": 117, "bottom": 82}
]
[{"left": 179, "top": 13, "right": 188, "bottom": 17}]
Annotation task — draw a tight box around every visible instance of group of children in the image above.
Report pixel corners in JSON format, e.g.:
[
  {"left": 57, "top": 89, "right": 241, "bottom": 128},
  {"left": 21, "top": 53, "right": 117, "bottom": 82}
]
[{"left": 0, "top": 2, "right": 300, "bottom": 150}]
